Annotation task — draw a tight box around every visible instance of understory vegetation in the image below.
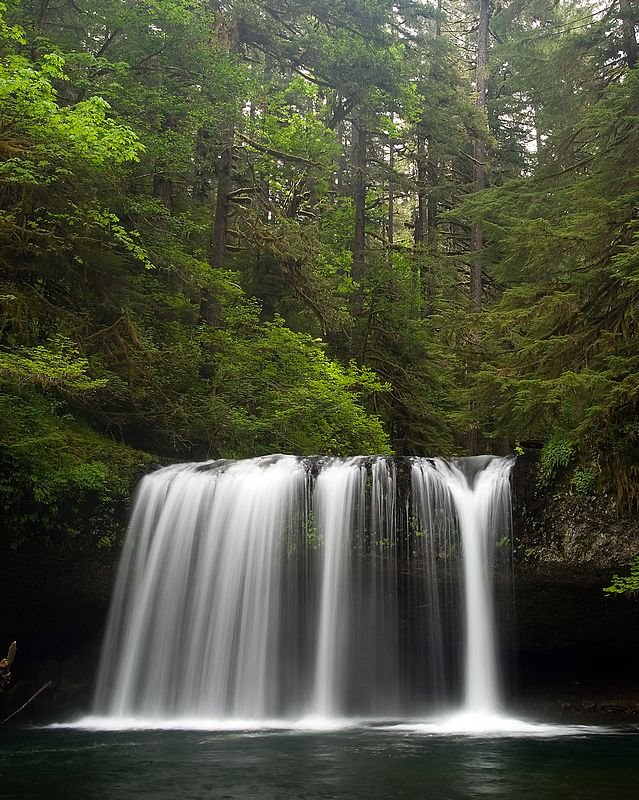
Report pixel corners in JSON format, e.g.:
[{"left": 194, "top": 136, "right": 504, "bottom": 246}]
[{"left": 1, "top": 0, "right": 638, "bottom": 564}]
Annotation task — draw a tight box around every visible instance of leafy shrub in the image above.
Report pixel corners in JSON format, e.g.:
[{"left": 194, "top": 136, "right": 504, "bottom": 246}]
[
  {"left": 571, "top": 467, "right": 597, "bottom": 498},
  {"left": 538, "top": 436, "right": 575, "bottom": 487},
  {"left": 604, "top": 557, "right": 639, "bottom": 598}
]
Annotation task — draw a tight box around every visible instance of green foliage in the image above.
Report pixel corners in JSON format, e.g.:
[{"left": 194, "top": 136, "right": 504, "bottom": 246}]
[
  {"left": 0, "top": 390, "right": 154, "bottom": 550},
  {"left": 357, "top": 251, "right": 457, "bottom": 455},
  {"left": 570, "top": 467, "right": 596, "bottom": 498},
  {"left": 604, "top": 558, "right": 639, "bottom": 599},
  {"left": 0, "top": 335, "right": 107, "bottom": 394},
  {"left": 0, "top": 34, "right": 142, "bottom": 168},
  {"left": 538, "top": 436, "right": 575, "bottom": 488},
  {"left": 206, "top": 317, "right": 391, "bottom": 457},
  {"left": 1, "top": 0, "right": 638, "bottom": 554},
  {"left": 453, "top": 20, "right": 639, "bottom": 505}
]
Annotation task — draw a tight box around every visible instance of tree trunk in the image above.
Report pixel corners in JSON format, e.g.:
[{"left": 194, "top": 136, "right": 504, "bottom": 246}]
[
  {"left": 200, "top": 133, "right": 234, "bottom": 326},
  {"left": 470, "top": 0, "right": 490, "bottom": 309},
  {"left": 211, "top": 134, "right": 234, "bottom": 269},
  {"left": 619, "top": 0, "right": 638, "bottom": 68},
  {"left": 415, "top": 132, "right": 427, "bottom": 247},
  {"left": 351, "top": 112, "right": 367, "bottom": 304},
  {"left": 35, "top": 0, "right": 51, "bottom": 30},
  {"left": 152, "top": 172, "right": 174, "bottom": 212},
  {"left": 416, "top": 0, "right": 442, "bottom": 252},
  {"left": 427, "top": 145, "right": 439, "bottom": 246},
  {"left": 201, "top": 10, "right": 239, "bottom": 326},
  {"left": 335, "top": 111, "right": 348, "bottom": 197},
  {"left": 349, "top": 110, "right": 368, "bottom": 359},
  {"left": 388, "top": 136, "right": 395, "bottom": 245}
]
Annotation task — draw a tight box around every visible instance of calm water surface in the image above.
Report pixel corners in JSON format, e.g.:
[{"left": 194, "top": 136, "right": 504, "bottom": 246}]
[{"left": 1, "top": 725, "right": 638, "bottom": 800}]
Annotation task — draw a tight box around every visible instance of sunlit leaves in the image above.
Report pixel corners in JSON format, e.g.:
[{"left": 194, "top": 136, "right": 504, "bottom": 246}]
[{"left": 0, "top": 334, "right": 107, "bottom": 394}]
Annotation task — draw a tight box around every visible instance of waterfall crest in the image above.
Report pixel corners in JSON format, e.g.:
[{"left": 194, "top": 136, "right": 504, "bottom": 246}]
[{"left": 94, "top": 455, "right": 513, "bottom": 723}]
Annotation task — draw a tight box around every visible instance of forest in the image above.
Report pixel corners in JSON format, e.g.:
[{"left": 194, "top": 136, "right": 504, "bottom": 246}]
[{"left": 1, "top": 0, "right": 638, "bottom": 550}]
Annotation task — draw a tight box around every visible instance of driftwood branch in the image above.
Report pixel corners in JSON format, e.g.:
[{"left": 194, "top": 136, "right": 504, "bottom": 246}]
[{"left": 1, "top": 682, "right": 53, "bottom": 725}]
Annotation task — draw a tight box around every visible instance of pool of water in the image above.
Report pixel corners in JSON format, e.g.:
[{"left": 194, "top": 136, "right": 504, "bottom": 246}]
[{"left": 2, "top": 722, "right": 638, "bottom": 799}]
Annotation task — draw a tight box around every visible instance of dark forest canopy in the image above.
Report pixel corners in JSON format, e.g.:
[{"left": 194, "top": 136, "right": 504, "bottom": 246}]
[{"left": 0, "top": 0, "right": 638, "bottom": 543}]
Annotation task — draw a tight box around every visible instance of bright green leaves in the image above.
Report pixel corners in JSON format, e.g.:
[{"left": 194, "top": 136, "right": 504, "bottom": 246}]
[
  {"left": 0, "top": 3, "right": 148, "bottom": 273},
  {"left": 0, "top": 44, "right": 143, "bottom": 174},
  {"left": 0, "top": 334, "right": 107, "bottom": 395},
  {"left": 604, "top": 558, "right": 639, "bottom": 598},
  {"left": 250, "top": 78, "right": 340, "bottom": 167},
  {"left": 58, "top": 96, "right": 143, "bottom": 165},
  {"left": 205, "top": 317, "right": 391, "bottom": 457},
  {"left": 84, "top": 206, "right": 153, "bottom": 269},
  {"left": 0, "top": 1, "right": 24, "bottom": 45},
  {"left": 0, "top": 0, "right": 394, "bottom": 477}
]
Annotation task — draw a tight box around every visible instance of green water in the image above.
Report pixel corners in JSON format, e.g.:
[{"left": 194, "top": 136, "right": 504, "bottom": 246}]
[{"left": 1, "top": 726, "right": 638, "bottom": 799}]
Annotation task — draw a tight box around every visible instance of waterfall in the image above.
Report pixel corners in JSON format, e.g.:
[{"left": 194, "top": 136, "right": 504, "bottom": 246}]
[
  {"left": 94, "top": 455, "right": 513, "bottom": 723},
  {"left": 423, "top": 457, "right": 514, "bottom": 713}
]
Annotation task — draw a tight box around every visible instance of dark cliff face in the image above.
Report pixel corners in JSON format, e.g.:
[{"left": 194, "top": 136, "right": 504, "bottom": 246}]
[
  {"left": 509, "top": 450, "right": 639, "bottom": 716},
  {"left": 0, "top": 539, "right": 122, "bottom": 721},
  {"left": 512, "top": 449, "right": 639, "bottom": 570}
]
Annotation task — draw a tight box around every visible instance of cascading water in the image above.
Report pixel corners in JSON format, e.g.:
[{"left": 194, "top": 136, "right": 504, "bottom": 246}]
[
  {"left": 93, "top": 455, "right": 513, "bottom": 726},
  {"left": 425, "top": 458, "right": 514, "bottom": 715}
]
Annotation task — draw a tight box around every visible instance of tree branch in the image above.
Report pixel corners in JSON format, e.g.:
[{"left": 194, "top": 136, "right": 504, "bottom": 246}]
[{"left": 237, "top": 133, "right": 322, "bottom": 168}]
